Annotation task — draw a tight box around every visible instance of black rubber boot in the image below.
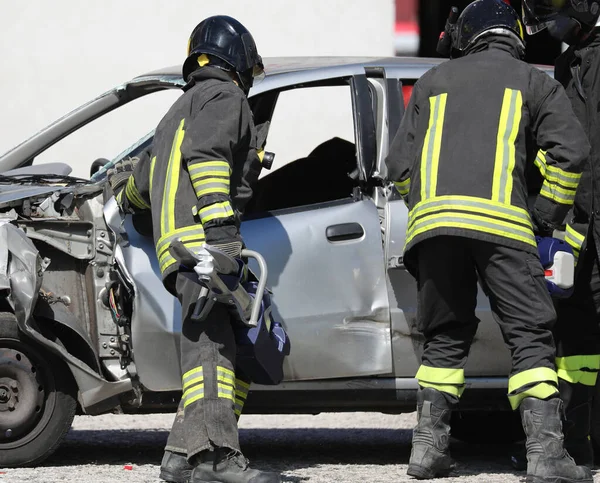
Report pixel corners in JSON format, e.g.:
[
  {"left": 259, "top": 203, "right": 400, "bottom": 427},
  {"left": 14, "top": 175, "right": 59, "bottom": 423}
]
[
  {"left": 520, "top": 397, "right": 593, "bottom": 483},
  {"left": 159, "top": 450, "right": 194, "bottom": 483},
  {"left": 407, "top": 387, "right": 456, "bottom": 479},
  {"left": 560, "top": 379, "right": 595, "bottom": 468},
  {"left": 189, "top": 448, "right": 281, "bottom": 483}
]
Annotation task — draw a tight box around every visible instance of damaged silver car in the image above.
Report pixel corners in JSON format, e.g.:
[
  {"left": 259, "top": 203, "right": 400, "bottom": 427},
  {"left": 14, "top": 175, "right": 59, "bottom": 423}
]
[{"left": 0, "top": 57, "right": 532, "bottom": 467}]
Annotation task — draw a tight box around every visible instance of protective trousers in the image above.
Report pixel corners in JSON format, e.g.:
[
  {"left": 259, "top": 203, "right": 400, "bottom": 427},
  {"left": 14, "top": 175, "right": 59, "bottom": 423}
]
[
  {"left": 415, "top": 236, "right": 559, "bottom": 409},
  {"left": 165, "top": 272, "right": 252, "bottom": 460}
]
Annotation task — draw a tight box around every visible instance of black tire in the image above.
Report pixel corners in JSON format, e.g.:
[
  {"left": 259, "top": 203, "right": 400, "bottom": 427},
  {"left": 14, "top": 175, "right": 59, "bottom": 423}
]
[
  {"left": 0, "top": 313, "right": 77, "bottom": 467},
  {"left": 451, "top": 410, "right": 524, "bottom": 444}
]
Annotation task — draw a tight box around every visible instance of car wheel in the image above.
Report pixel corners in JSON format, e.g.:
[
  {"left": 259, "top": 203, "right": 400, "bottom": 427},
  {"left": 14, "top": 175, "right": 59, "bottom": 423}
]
[
  {"left": 451, "top": 410, "right": 524, "bottom": 444},
  {"left": 0, "top": 313, "right": 77, "bottom": 467}
]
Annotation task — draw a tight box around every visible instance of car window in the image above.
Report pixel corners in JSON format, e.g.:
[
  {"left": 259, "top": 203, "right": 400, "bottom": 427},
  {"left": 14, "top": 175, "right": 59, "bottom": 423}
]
[
  {"left": 245, "top": 84, "right": 357, "bottom": 214},
  {"left": 34, "top": 89, "right": 181, "bottom": 178}
]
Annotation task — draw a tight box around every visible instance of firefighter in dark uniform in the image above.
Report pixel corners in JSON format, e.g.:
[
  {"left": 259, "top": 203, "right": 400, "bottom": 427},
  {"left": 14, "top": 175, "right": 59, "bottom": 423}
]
[
  {"left": 522, "top": 0, "right": 600, "bottom": 468},
  {"left": 112, "top": 15, "right": 278, "bottom": 483},
  {"left": 386, "top": 1, "right": 592, "bottom": 481}
]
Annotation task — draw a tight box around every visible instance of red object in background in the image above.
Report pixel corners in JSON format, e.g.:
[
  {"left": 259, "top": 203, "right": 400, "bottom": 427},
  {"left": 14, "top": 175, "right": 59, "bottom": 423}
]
[
  {"left": 402, "top": 85, "right": 414, "bottom": 108},
  {"left": 124, "top": 465, "right": 133, "bottom": 471}
]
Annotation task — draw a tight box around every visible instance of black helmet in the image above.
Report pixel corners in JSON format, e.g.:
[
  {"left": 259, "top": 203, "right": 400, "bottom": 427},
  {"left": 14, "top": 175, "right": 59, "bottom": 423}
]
[
  {"left": 453, "top": 0, "right": 526, "bottom": 53},
  {"left": 182, "top": 15, "right": 264, "bottom": 93},
  {"left": 521, "top": 0, "right": 600, "bottom": 44}
]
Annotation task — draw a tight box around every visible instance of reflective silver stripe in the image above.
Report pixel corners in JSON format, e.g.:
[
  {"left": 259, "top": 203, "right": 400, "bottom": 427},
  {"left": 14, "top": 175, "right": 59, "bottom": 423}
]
[
  {"left": 493, "top": 89, "right": 522, "bottom": 204},
  {"left": 199, "top": 202, "right": 234, "bottom": 223},
  {"left": 188, "top": 163, "right": 230, "bottom": 177},
  {"left": 217, "top": 383, "right": 235, "bottom": 401},
  {"left": 182, "top": 366, "right": 204, "bottom": 390},
  {"left": 192, "top": 181, "right": 230, "bottom": 195},
  {"left": 161, "top": 119, "right": 185, "bottom": 236},
  {"left": 183, "top": 387, "right": 205, "bottom": 408},
  {"left": 540, "top": 183, "right": 576, "bottom": 205},
  {"left": 408, "top": 196, "right": 532, "bottom": 230},
  {"left": 156, "top": 226, "right": 205, "bottom": 258},
  {"left": 535, "top": 151, "right": 581, "bottom": 188}
]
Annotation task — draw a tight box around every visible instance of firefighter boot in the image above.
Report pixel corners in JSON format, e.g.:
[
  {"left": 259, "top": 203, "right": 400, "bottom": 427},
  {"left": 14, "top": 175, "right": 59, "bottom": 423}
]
[
  {"left": 520, "top": 397, "right": 593, "bottom": 483},
  {"left": 560, "top": 379, "right": 595, "bottom": 468},
  {"left": 189, "top": 448, "right": 281, "bottom": 483},
  {"left": 159, "top": 450, "right": 193, "bottom": 483},
  {"left": 407, "top": 387, "right": 456, "bottom": 479}
]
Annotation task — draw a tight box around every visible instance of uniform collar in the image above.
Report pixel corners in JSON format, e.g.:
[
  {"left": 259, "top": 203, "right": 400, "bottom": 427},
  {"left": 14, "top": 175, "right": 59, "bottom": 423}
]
[{"left": 183, "top": 66, "right": 237, "bottom": 92}]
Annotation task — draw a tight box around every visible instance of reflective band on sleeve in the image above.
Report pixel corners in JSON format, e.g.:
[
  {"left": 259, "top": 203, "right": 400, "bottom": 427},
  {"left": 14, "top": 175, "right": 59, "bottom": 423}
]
[
  {"left": 557, "top": 368, "right": 599, "bottom": 386},
  {"left": 420, "top": 93, "right": 447, "bottom": 201},
  {"left": 182, "top": 366, "right": 204, "bottom": 386},
  {"left": 199, "top": 202, "right": 234, "bottom": 224},
  {"left": 540, "top": 182, "right": 576, "bottom": 205},
  {"left": 161, "top": 119, "right": 186, "bottom": 238},
  {"left": 508, "top": 366, "right": 558, "bottom": 394},
  {"left": 535, "top": 151, "right": 582, "bottom": 188},
  {"left": 217, "top": 383, "right": 236, "bottom": 402},
  {"left": 125, "top": 175, "right": 150, "bottom": 210},
  {"left": 149, "top": 156, "right": 157, "bottom": 197},
  {"left": 492, "top": 88, "right": 523, "bottom": 204},
  {"left": 192, "top": 177, "right": 230, "bottom": 198},
  {"left": 394, "top": 178, "right": 411, "bottom": 196},
  {"left": 183, "top": 387, "right": 205, "bottom": 408},
  {"left": 188, "top": 160, "right": 230, "bottom": 177},
  {"left": 508, "top": 382, "right": 558, "bottom": 409},
  {"left": 565, "top": 224, "right": 584, "bottom": 262},
  {"left": 156, "top": 225, "right": 205, "bottom": 274}
]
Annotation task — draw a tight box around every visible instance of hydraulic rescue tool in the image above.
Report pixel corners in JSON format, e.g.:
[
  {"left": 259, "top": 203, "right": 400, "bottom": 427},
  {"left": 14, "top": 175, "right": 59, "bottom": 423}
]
[
  {"left": 537, "top": 236, "right": 575, "bottom": 298},
  {"left": 169, "top": 240, "right": 291, "bottom": 385},
  {"left": 437, "top": 6, "right": 460, "bottom": 57}
]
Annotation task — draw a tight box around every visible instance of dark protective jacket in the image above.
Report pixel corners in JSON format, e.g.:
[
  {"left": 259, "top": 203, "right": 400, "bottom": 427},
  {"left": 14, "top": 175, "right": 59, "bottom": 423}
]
[
  {"left": 118, "top": 66, "right": 262, "bottom": 282},
  {"left": 386, "top": 38, "right": 590, "bottom": 274},
  {"left": 555, "top": 30, "right": 600, "bottom": 262}
]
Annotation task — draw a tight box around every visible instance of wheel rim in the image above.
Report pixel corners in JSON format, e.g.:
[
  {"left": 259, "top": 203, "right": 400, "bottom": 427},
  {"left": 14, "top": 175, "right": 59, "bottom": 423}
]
[{"left": 0, "top": 338, "right": 56, "bottom": 449}]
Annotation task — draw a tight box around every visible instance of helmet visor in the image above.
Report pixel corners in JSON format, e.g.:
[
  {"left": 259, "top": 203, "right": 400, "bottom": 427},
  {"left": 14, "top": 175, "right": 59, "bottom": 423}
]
[{"left": 521, "top": 0, "right": 565, "bottom": 28}]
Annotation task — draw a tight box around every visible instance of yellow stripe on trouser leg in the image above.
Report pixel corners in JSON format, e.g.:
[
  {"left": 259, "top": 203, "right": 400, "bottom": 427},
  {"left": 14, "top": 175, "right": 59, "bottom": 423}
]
[
  {"left": 556, "top": 355, "right": 600, "bottom": 387},
  {"left": 415, "top": 365, "right": 465, "bottom": 397},
  {"left": 235, "top": 378, "right": 251, "bottom": 418},
  {"left": 507, "top": 367, "right": 559, "bottom": 409}
]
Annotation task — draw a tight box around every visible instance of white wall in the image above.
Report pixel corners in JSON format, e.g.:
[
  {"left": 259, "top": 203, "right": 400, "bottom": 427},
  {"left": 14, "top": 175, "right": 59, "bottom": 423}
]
[{"left": 0, "top": 0, "right": 394, "bottom": 177}]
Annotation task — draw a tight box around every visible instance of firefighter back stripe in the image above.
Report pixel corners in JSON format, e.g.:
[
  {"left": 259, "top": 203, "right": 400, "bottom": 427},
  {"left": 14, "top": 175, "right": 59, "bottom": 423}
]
[
  {"left": 493, "top": 88, "right": 522, "bottom": 204},
  {"left": 161, "top": 120, "right": 186, "bottom": 237},
  {"left": 420, "top": 93, "right": 447, "bottom": 201}
]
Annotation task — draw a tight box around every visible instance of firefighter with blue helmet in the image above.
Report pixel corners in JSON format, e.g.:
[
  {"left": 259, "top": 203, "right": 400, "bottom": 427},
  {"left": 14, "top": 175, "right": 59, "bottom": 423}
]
[
  {"left": 522, "top": 0, "right": 600, "bottom": 470},
  {"left": 386, "top": 0, "right": 592, "bottom": 481},
  {"left": 113, "top": 15, "right": 278, "bottom": 483}
]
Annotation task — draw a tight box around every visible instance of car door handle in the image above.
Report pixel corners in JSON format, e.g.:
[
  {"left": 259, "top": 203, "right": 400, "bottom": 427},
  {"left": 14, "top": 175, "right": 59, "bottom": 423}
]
[{"left": 326, "top": 222, "right": 365, "bottom": 242}]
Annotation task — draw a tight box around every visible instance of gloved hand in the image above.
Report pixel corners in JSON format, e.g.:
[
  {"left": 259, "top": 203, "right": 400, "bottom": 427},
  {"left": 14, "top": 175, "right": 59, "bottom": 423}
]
[
  {"left": 106, "top": 156, "right": 138, "bottom": 197},
  {"left": 531, "top": 210, "right": 555, "bottom": 238},
  {"left": 211, "top": 240, "right": 243, "bottom": 260}
]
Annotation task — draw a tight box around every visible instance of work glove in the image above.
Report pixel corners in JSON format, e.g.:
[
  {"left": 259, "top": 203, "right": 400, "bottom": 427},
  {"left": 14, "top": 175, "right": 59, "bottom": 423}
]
[
  {"left": 211, "top": 240, "right": 243, "bottom": 259},
  {"left": 106, "top": 156, "right": 138, "bottom": 197},
  {"left": 531, "top": 209, "right": 555, "bottom": 238}
]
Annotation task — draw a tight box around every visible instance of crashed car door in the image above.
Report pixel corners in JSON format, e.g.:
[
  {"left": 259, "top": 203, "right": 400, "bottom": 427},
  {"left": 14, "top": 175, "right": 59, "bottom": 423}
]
[{"left": 241, "top": 74, "right": 393, "bottom": 381}]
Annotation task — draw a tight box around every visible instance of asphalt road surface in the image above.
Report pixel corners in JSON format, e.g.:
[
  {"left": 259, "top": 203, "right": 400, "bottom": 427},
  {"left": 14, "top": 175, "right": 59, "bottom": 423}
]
[{"left": 2, "top": 412, "right": 600, "bottom": 483}]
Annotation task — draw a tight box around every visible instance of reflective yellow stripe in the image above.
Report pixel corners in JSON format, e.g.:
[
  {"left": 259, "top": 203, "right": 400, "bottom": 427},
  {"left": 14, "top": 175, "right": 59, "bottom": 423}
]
[
  {"left": 406, "top": 212, "right": 536, "bottom": 248},
  {"left": 407, "top": 195, "right": 532, "bottom": 231},
  {"left": 182, "top": 375, "right": 204, "bottom": 393},
  {"left": 149, "top": 156, "right": 157, "bottom": 197},
  {"left": 508, "top": 367, "right": 558, "bottom": 393},
  {"left": 257, "top": 149, "right": 265, "bottom": 163},
  {"left": 420, "top": 93, "right": 447, "bottom": 201},
  {"left": 184, "top": 390, "right": 205, "bottom": 408},
  {"left": 418, "top": 381, "right": 465, "bottom": 397},
  {"left": 159, "top": 241, "right": 205, "bottom": 272},
  {"left": 394, "top": 178, "right": 411, "bottom": 196},
  {"left": 161, "top": 119, "right": 186, "bottom": 237},
  {"left": 415, "top": 365, "right": 465, "bottom": 384},
  {"left": 182, "top": 366, "right": 203, "bottom": 384},
  {"left": 116, "top": 190, "right": 123, "bottom": 204},
  {"left": 236, "top": 378, "right": 251, "bottom": 390},
  {"left": 182, "top": 381, "right": 205, "bottom": 400},
  {"left": 217, "top": 384, "right": 236, "bottom": 402},
  {"left": 493, "top": 88, "right": 522, "bottom": 204},
  {"left": 199, "top": 202, "right": 234, "bottom": 223},
  {"left": 535, "top": 151, "right": 582, "bottom": 187},
  {"left": 566, "top": 224, "right": 586, "bottom": 244},
  {"left": 557, "top": 369, "right": 599, "bottom": 386},
  {"left": 540, "top": 182, "right": 576, "bottom": 205},
  {"left": 157, "top": 234, "right": 206, "bottom": 260},
  {"left": 188, "top": 160, "right": 230, "bottom": 176},
  {"left": 156, "top": 226, "right": 205, "bottom": 255},
  {"left": 125, "top": 176, "right": 150, "bottom": 210},
  {"left": 556, "top": 355, "right": 600, "bottom": 371},
  {"left": 193, "top": 186, "right": 230, "bottom": 197},
  {"left": 508, "top": 382, "right": 558, "bottom": 409}
]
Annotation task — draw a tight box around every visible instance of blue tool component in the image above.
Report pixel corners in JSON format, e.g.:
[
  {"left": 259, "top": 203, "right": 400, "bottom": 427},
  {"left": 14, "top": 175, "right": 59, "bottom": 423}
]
[
  {"left": 536, "top": 236, "right": 575, "bottom": 299},
  {"left": 234, "top": 281, "right": 291, "bottom": 385}
]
